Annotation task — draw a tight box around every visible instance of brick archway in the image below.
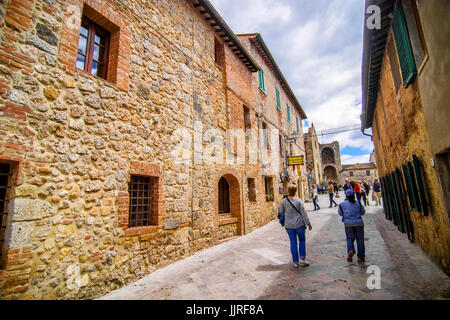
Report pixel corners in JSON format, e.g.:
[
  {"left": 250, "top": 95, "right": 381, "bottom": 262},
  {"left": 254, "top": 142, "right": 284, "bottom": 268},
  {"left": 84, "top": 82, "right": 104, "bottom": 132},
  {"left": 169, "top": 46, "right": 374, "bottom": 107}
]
[{"left": 214, "top": 169, "right": 242, "bottom": 241}]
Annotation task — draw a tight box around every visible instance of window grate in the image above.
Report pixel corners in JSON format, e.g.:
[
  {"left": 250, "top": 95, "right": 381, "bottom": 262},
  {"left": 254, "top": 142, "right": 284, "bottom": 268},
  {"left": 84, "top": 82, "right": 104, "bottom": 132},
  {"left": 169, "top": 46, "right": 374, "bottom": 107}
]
[
  {"left": 128, "top": 175, "right": 157, "bottom": 228},
  {"left": 0, "top": 163, "right": 11, "bottom": 267}
]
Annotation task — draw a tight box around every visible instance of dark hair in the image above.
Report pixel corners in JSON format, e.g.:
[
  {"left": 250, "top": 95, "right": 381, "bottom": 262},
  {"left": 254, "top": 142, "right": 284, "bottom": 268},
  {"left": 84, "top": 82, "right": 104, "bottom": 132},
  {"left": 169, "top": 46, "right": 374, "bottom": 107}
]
[
  {"left": 288, "top": 184, "right": 297, "bottom": 196},
  {"left": 347, "top": 194, "right": 356, "bottom": 203}
]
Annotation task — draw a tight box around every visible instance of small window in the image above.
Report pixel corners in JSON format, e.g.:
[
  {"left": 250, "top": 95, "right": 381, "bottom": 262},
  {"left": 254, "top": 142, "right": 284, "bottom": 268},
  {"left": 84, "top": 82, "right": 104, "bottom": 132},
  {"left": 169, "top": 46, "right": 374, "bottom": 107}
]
[
  {"left": 214, "top": 37, "right": 225, "bottom": 68},
  {"left": 350, "top": 171, "right": 354, "bottom": 177},
  {"left": 366, "top": 170, "right": 371, "bottom": 176},
  {"left": 243, "top": 106, "right": 251, "bottom": 129},
  {"left": 276, "top": 87, "right": 281, "bottom": 110},
  {"left": 262, "top": 122, "right": 269, "bottom": 149},
  {"left": 247, "top": 178, "right": 256, "bottom": 202},
  {"left": 219, "top": 177, "right": 230, "bottom": 214},
  {"left": 77, "top": 17, "right": 110, "bottom": 79},
  {"left": 258, "top": 69, "right": 266, "bottom": 93},
  {"left": 264, "top": 177, "right": 274, "bottom": 195},
  {"left": 0, "top": 163, "right": 11, "bottom": 268},
  {"left": 279, "top": 134, "right": 283, "bottom": 158},
  {"left": 128, "top": 175, "right": 158, "bottom": 227},
  {"left": 287, "top": 104, "right": 291, "bottom": 123}
]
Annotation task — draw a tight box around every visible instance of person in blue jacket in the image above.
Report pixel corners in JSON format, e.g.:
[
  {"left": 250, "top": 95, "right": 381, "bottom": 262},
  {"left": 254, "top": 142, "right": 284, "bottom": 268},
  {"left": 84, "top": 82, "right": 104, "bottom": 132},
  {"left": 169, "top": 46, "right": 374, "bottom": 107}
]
[{"left": 338, "top": 189, "right": 366, "bottom": 262}]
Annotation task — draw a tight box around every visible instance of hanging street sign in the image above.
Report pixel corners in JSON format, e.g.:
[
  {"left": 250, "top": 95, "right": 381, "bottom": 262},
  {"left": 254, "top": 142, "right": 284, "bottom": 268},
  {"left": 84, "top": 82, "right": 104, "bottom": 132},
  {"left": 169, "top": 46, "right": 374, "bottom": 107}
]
[{"left": 288, "top": 155, "right": 304, "bottom": 166}]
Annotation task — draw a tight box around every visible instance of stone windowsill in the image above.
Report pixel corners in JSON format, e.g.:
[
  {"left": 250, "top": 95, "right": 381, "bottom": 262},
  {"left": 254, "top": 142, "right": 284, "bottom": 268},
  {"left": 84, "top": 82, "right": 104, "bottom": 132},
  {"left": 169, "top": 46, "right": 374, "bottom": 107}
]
[{"left": 124, "top": 225, "right": 159, "bottom": 237}]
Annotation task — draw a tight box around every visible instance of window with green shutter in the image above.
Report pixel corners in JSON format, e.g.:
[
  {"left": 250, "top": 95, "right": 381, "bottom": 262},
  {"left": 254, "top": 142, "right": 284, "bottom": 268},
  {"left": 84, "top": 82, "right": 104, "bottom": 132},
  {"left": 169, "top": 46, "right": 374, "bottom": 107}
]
[
  {"left": 392, "top": 1, "right": 417, "bottom": 88},
  {"left": 412, "top": 154, "right": 429, "bottom": 216},
  {"left": 287, "top": 104, "right": 291, "bottom": 122},
  {"left": 402, "top": 162, "right": 421, "bottom": 212},
  {"left": 276, "top": 87, "right": 281, "bottom": 110},
  {"left": 258, "top": 70, "right": 266, "bottom": 93},
  {"left": 296, "top": 116, "right": 299, "bottom": 133}
]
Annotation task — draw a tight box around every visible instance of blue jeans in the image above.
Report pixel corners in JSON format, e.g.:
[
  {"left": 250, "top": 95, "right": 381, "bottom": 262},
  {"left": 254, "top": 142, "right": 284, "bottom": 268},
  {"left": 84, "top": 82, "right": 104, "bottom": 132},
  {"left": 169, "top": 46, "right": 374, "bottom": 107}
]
[
  {"left": 345, "top": 226, "right": 365, "bottom": 259},
  {"left": 313, "top": 197, "right": 320, "bottom": 210},
  {"left": 329, "top": 193, "right": 337, "bottom": 207},
  {"left": 286, "top": 226, "right": 306, "bottom": 263}
]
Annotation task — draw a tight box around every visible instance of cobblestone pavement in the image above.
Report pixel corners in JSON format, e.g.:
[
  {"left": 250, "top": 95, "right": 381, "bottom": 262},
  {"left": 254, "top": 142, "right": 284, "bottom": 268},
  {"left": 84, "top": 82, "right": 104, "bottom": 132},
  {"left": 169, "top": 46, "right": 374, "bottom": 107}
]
[{"left": 99, "top": 194, "right": 450, "bottom": 300}]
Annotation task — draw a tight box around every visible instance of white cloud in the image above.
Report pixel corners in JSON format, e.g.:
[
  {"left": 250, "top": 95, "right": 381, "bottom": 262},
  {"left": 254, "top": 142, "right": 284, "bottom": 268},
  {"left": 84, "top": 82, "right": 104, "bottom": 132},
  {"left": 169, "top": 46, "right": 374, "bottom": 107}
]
[
  {"left": 341, "top": 153, "right": 371, "bottom": 165},
  {"left": 209, "top": 0, "right": 293, "bottom": 33}
]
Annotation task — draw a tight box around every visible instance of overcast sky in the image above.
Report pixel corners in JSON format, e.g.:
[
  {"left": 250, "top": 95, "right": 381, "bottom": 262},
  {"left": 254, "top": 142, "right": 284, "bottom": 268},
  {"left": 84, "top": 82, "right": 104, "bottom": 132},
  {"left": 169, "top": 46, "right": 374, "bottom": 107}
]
[{"left": 209, "top": 0, "right": 374, "bottom": 164}]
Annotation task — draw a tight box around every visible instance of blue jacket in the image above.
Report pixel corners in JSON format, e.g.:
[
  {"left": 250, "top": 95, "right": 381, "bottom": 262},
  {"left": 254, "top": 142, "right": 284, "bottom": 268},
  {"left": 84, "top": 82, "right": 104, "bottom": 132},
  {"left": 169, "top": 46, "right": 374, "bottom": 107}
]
[{"left": 338, "top": 199, "right": 365, "bottom": 226}]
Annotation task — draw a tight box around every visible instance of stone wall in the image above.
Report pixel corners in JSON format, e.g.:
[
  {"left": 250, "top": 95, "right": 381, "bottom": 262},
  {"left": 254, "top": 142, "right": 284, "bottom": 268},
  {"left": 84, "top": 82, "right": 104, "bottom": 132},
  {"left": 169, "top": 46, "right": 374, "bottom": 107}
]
[
  {"left": 371, "top": 31, "right": 450, "bottom": 274},
  {"left": 0, "top": 0, "right": 283, "bottom": 299}
]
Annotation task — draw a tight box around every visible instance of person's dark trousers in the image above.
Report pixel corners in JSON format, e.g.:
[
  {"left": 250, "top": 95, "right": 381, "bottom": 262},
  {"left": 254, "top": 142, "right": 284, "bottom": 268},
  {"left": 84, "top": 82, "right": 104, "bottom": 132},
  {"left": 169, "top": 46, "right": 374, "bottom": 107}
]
[
  {"left": 329, "top": 193, "right": 337, "bottom": 207},
  {"left": 313, "top": 197, "right": 320, "bottom": 210},
  {"left": 362, "top": 193, "right": 367, "bottom": 205},
  {"left": 345, "top": 226, "right": 365, "bottom": 259},
  {"left": 356, "top": 192, "right": 362, "bottom": 204}
]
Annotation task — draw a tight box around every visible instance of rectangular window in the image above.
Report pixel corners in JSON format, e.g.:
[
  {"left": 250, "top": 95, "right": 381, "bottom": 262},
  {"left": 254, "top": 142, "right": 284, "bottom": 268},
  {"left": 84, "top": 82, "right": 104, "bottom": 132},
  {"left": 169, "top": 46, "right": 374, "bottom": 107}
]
[
  {"left": 258, "top": 69, "right": 266, "bottom": 93},
  {"left": 77, "top": 16, "right": 110, "bottom": 79},
  {"left": 366, "top": 170, "right": 371, "bottom": 176},
  {"left": 214, "top": 37, "right": 225, "bottom": 68},
  {"left": 296, "top": 116, "right": 300, "bottom": 133},
  {"left": 0, "top": 163, "right": 11, "bottom": 268},
  {"left": 243, "top": 106, "right": 251, "bottom": 129},
  {"left": 264, "top": 177, "right": 274, "bottom": 196},
  {"left": 402, "top": 162, "right": 421, "bottom": 212},
  {"left": 279, "top": 134, "right": 283, "bottom": 158},
  {"left": 128, "top": 175, "right": 158, "bottom": 228},
  {"left": 350, "top": 171, "right": 354, "bottom": 177},
  {"left": 392, "top": 1, "right": 417, "bottom": 88},
  {"left": 276, "top": 87, "right": 281, "bottom": 111},
  {"left": 262, "top": 122, "right": 269, "bottom": 149},
  {"left": 287, "top": 104, "right": 291, "bottom": 123},
  {"left": 247, "top": 178, "right": 256, "bottom": 202}
]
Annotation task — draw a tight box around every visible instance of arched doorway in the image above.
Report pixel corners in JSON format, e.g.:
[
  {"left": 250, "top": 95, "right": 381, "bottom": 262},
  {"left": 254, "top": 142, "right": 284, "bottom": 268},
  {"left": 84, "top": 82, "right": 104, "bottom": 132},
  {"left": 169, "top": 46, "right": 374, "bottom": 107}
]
[
  {"left": 323, "top": 166, "right": 338, "bottom": 181},
  {"left": 217, "top": 173, "right": 242, "bottom": 240}
]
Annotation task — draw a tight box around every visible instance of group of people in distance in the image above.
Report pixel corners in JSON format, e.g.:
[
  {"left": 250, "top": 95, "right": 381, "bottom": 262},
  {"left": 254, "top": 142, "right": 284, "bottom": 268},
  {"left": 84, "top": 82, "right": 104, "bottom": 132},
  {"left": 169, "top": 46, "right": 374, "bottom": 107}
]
[
  {"left": 343, "top": 178, "right": 382, "bottom": 207},
  {"left": 279, "top": 178, "right": 383, "bottom": 268}
]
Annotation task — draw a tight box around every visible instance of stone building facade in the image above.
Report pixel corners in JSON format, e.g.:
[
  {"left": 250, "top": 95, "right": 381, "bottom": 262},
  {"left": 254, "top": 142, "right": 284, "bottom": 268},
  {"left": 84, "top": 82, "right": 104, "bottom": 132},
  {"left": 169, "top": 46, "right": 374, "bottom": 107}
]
[
  {"left": 319, "top": 141, "right": 342, "bottom": 182},
  {"left": 237, "top": 33, "right": 308, "bottom": 201},
  {"left": 0, "top": 0, "right": 307, "bottom": 299},
  {"left": 362, "top": 0, "right": 450, "bottom": 273},
  {"left": 304, "top": 124, "right": 322, "bottom": 188},
  {"left": 339, "top": 163, "right": 378, "bottom": 186}
]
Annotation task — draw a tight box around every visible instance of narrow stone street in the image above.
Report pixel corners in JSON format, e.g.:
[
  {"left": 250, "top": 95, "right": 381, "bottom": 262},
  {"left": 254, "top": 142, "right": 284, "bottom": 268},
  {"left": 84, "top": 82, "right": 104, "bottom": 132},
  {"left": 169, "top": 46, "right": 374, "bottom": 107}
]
[{"left": 99, "top": 194, "right": 450, "bottom": 300}]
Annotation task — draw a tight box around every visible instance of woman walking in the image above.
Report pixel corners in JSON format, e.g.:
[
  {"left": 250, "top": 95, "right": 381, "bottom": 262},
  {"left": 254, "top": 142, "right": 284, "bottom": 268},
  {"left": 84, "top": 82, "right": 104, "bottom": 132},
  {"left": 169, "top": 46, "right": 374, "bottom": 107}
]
[
  {"left": 328, "top": 181, "right": 338, "bottom": 208},
  {"left": 312, "top": 184, "right": 320, "bottom": 211},
  {"left": 278, "top": 185, "right": 312, "bottom": 268},
  {"left": 338, "top": 189, "right": 366, "bottom": 262}
]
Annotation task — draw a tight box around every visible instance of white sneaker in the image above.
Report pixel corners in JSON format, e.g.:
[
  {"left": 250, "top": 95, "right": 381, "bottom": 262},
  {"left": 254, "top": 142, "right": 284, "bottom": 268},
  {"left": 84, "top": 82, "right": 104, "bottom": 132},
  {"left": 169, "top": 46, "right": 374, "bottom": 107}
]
[
  {"left": 293, "top": 263, "right": 299, "bottom": 268},
  {"left": 300, "top": 259, "right": 310, "bottom": 266}
]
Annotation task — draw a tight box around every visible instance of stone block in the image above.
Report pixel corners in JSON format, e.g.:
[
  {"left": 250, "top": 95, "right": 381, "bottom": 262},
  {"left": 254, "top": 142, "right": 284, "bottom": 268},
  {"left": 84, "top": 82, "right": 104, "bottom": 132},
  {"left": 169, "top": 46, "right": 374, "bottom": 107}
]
[
  {"left": 9, "top": 198, "right": 55, "bottom": 221},
  {"left": 5, "top": 221, "right": 34, "bottom": 249},
  {"left": 163, "top": 218, "right": 180, "bottom": 230}
]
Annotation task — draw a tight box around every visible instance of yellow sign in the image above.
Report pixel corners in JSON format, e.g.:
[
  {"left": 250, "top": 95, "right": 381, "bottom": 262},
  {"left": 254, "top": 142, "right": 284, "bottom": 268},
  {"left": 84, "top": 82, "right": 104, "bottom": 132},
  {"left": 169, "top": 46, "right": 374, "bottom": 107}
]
[{"left": 288, "top": 156, "right": 304, "bottom": 166}]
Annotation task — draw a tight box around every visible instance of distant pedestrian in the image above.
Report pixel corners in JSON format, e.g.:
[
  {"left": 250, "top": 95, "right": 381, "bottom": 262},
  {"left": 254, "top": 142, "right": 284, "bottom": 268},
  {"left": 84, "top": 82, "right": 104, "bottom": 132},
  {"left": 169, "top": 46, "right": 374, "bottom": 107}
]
[
  {"left": 312, "top": 185, "right": 320, "bottom": 211},
  {"left": 328, "top": 181, "right": 338, "bottom": 208},
  {"left": 278, "top": 185, "right": 312, "bottom": 268},
  {"left": 354, "top": 182, "right": 362, "bottom": 204},
  {"left": 360, "top": 184, "right": 368, "bottom": 206},
  {"left": 362, "top": 181, "right": 371, "bottom": 206},
  {"left": 372, "top": 178, "right": 381, "bottom": 206},
  {"left": 343, "top": 179, "right": 352, "bottom": 192},
  {"left": 338, "top": 189, "right": 366, "bottom": 263}
]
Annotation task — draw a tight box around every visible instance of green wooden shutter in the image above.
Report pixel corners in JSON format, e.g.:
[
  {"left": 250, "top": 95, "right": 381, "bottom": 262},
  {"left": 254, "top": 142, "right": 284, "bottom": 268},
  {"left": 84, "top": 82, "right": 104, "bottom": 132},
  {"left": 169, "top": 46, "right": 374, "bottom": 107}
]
[
  {"left": 259, "top": 70, "right": 266, "bottom": 93},
  {"left": 402, "top": 162, "right": 421, "bottom": 212},
  {"left": 276, "top": 88, "right": 281, "bottom": 110},
  {"left": 395, "top": 168, "right": 414, "bottom": 240},
  {"left": 412, "top": 154, "right": 429, "bottom": 216},
  {"left": 296, "top": 116, "right": 299, "bottom": 133},
  {"left": 392, "top": 1, "right": 417, "bottom": 88},
  {"left": 380, "top": 176, "right": 391, "bottom": 220},
  {"left": 287, "top": 104, "right": 291, "bottom": 122}
]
